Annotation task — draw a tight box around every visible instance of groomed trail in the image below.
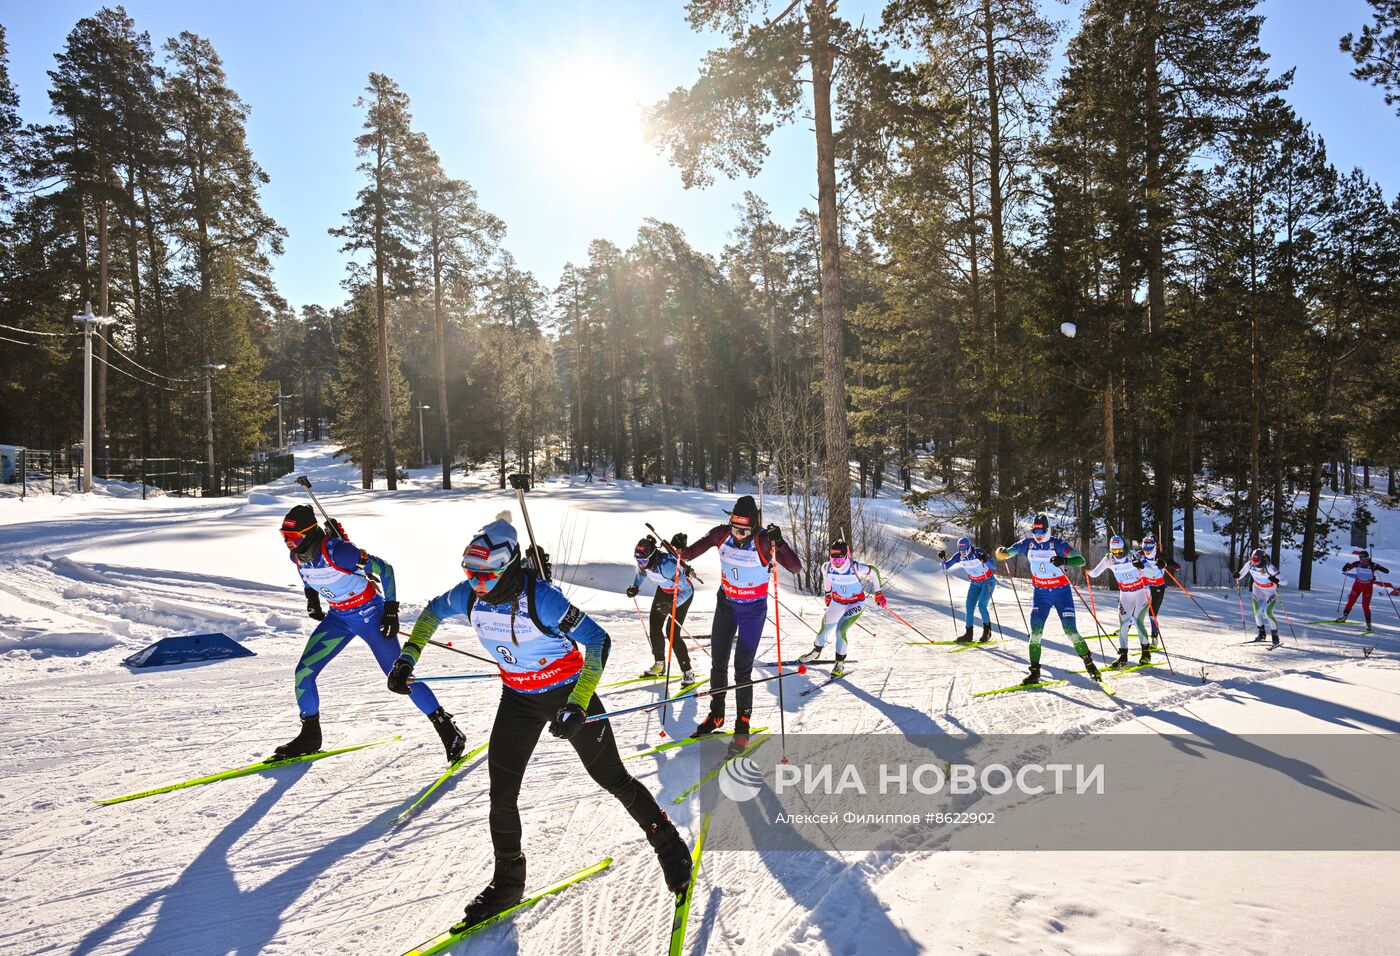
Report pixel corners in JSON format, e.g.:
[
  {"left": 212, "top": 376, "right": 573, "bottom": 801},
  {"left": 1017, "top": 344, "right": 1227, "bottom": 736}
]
[{"left": 0, "top": 442, "right": 1395, "bottom": 955}]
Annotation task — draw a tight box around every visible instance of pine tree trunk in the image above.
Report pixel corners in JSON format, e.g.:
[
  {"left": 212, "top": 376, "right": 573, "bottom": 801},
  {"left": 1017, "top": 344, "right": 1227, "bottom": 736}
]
[
  {"left": 374, "top": 128, "right": 397, "bottom": 490},
  {"left": 96, "top": 195, "right": 110, "bottom": 473},
  {"left": 432, "top": 234, "right": 451, "bottom": 489},
  {"left": 809, "top": 2, "right": 852, "bottom": 542}
]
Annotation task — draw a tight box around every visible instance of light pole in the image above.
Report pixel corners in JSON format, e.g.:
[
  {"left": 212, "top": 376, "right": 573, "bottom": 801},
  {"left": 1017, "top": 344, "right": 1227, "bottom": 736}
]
[
  {"left": 271, "top": 392, "right": 296, "bottom": 449},
  {"left": 203, "top": 359, "right": 227, "bottom": 491},
  {"left": 72, "top": 301, "right": 116, "bottom": 493},
  {"left": 415, "top": 401, "right": 431, "bottom": 469}
]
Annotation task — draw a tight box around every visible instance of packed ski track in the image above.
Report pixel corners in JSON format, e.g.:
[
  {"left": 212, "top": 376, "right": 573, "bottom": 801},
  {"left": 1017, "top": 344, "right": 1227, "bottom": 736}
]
[{"left": 1, "top": 442, "right": 1395, "bottom": 955}]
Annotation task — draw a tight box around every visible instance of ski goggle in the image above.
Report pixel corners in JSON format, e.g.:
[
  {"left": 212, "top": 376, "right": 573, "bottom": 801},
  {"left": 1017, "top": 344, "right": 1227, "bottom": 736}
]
[
  {"left": 829, "top": 551, "right": 848, "bottom": 565},
  {"left": 1031, "top": 525, "right": 1049, "bottom": 541},
  {"left": 280, "top": 525, "right": 316, "bottom": 549},
  {"left": 1250, "top": 553, "right": 1263, "bottom": 565},
  {"left": 462, "top": 566, "right": 503, "bottom": 590},
  {"left": 730, "top": 522, "right": 753, "bottom": 538}
]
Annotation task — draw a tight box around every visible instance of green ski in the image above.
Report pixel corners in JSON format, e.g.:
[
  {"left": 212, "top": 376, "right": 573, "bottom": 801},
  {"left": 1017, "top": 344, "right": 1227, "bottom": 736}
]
[
  {"left": 669, "top": 813, "right": 712, "bottom": 956},
  {"left": 626, "top": 727, "right": 768, "bottom": 760},
  {"left": 400, "top": 858, "right": 614, "bottom": 956},
  {"left": 396, "top": 742, "right": 489, "bottom": 825},
  {"left": 905, "top": 640, "right": 972, "bottom": 646},
  {"left": 95, "top": 736, "right": 401, "bottom": 806},
  {"left": 1305, "top": 619, "right": 1362, "bottom": 626},
  {"left": 673, "top": 733, "right": 770, "bottom": 805},
  {"left": 948, "top": 640, "right": 1009, "bottom": 652}
]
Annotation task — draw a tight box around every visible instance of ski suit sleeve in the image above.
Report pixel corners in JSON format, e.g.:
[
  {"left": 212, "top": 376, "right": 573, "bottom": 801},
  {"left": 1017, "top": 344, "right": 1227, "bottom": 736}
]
[
  {"left": 325, "top": 538, "right": 396, "bottom": 602},
  {"left": 631, "top": 568, "right": 647, "bottom": 591},
  {"left": 679, "top": 525, "right": 727, "bottom": 562},
  {"left": 767, "top": 534, "right": 801, "bottom": 573},
  {"left": 1236, "top": 565, "right": 1249, "bottom": 582},
  {"left": 939, "top": 555, "right": 958, "bottom": 572},
  {"left": 821, "top": 563, "right": 833, "bottom": 597},
  {"left": 863, "top": 561, "right": 884, "bottom": 591},
  {"left": 1376, "top": 563, "right": 1391, "bottom": 575},
  {"left": 399, "top": 580, "right": 476, "bottom": 664},
  {"left": 1268, "top": 565, "right": 1286, "bottom": 586},
  {"left": 997, "top": 539, "right": 1026, "bottom": 561},
  {"left": 531, "top": 580, "right": 608, "bottom": 709},
  {"left": 1087, "top": 555, "right": 1111, "bottom": 578}
]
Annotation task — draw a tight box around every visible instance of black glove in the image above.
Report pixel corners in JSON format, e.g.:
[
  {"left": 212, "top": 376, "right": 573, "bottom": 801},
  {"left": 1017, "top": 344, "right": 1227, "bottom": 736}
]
[
  {"left": 625, "top": 584, "right": 640, "bottom": 598},
  {"left": 305, "top": 587, "right": 325, "bottom": 621},
  {"left": 1342, "top": 561, "right": 1356, "bottom": 572},
  {"left": 387, "top": 657, "right": 414, "bottom": 695},
  {"left": 765, "top": 524, "right": 784, "bottom": 546},
  {"left": 938, "top": 549, "right": 947, "bottom": 560},
  {"left": 379, "top": 600, "right": 399, "bottom": 638},
  {"left": 528, "top": 548, "right": 552, "bottom": 579},
  {"left": 549, "top": 701, "right": 587, "bottom": 740},
  {"left": 1132, "top": 558, "right": 1145, "bottom": 569},
  {"left": 1050, "top": 554, "right": 1066, "bottom": 567},
  {"left": 326, "top": 519, "right": 346, "bottom": 539},
  {"left": 670, "top": 532, "right": 688, "bottom": 550},
  {"left": 1268, "top": 574, "right": 1279, "bottom": 584}
]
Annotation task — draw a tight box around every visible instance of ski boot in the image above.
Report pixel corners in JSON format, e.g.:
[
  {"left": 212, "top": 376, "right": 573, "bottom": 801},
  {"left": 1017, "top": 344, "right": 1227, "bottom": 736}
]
[
  {"left": 645, "top": 813, "right": 694, "bottom": 895},
  {"left": 955, "top": 626, "right": 975, "bottom": 644},
  {"left": 272, "top": 714, "right": 322, "bottom": 760},
  {"left": 727, "top": 713, "right": 752, "bottom": 757},
  {"left": 980, "top": 622, "right": 993, "bottom": 643},
  {"left": 1081, "top": 654, "right": 1103, "bottom": 682},
  {"left": 1333, "top": 615, "right": 1348, "bottom": 624},
  {"left": 640, "top": 661, "right": 665, "bottom": 678},
  {"left": 681, "top": 669, "right": 697, "bottom": 686},
  {"left": 1110, "top": 648, "right": 1130, "bottom": 669},
  {"left": 429, "top": 707, "right": 467, "bottom": 763},
  {"left": 1253, "top": 625, "right": 1266, "bottom": 643},
  {"left": 832, "top": 654, "right": 847, "bottom": 678},
  {"left": 1363, "top": 624, "right": 1374, "bottom": 634},
  {"left": 455, "top": 851, "right": 527, "bottom": 930},
  {"left": 797, "top": 644, "right": 824, "bottom": 664},
  {"left": 691, "top": 712, "right": 724, "bottom": 738},
  {"left": 1138, "top": 646, "right": 1153, "bottom": 666},
  {"left": 1020, "top": 663, "right": 1042, "bottom": 686},
  {"left": 1271, "top": 630, "right": 1281, "bottom": 647}
]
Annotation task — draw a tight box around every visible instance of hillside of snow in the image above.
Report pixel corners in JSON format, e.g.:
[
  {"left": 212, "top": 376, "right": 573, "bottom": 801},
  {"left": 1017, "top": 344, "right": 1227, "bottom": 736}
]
[{"left": 0, "top": 442, "right": 1396, "bottom": 955}]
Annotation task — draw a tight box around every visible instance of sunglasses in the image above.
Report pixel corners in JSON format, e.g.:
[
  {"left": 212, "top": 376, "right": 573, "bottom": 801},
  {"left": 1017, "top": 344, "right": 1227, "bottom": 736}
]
[
  {"left": 730, "top": 523, "right": 753, "bottom": 537},
  {"left": 281, "top": 526, "right": 314, "bottom": 548},
  {"left": 461, "top": 560, "right": 503, "bottom": 584}
]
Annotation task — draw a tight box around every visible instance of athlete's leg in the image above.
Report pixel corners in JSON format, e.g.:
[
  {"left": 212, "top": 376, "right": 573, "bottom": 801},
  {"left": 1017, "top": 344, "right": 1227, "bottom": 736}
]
[
  {"left": 667, "top": 594, "right": 694, "bottom": 672},
  {"left": 569, "top": 689, "right": 667, "bottom": 829},
  {"left": 292, "top": 615, "right": 356, "bottom": 718},
  {"left": 356, "top": 604, "right": 442, "bottom": 716},
  {"left": 486, "top": 687, "right": 548, "bottom": 857},
  {"left": 648, "top": 590, "right": 670, "bottom": 663},
  {"left": 732, "top": 600, "right": 767, "bottom": 717},
  {"left": 834, "top": 606, "right": 862, "bottom": 657},
  {"left": 707, "top": 595, "right": 739, "bottom": 719}
]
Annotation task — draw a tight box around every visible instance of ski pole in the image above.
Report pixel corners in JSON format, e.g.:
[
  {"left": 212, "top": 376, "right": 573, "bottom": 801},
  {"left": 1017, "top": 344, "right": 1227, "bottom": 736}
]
[
  {"left": 1383, "top": 584, "right": 1400, "bottom": 624},
  {"left": 414, "top": 673, "right": 496, "bottom": 683},
  {"left": 882, "top": 604, "right": 933, "bottom": 642},
  {"left": 1335, "top": 573, "right": 1348, "bottom": 616},
  {"left": 1162, "top": 566, "right": 1216, "bottom": 624},
  {"left": 1275, "top": 594, "right": 1299, "bottom": 645},
  {"left": 660, "top": 558, "right": 683, "bottom": 733},
  {"left": 397, "top": 628, "right": 499, "bottom": 667},
  {"left": 1000, "top": 558, "right": 1031, "bottom": 635},
  {"left": 585, "top": 668, "right": 807, "bottom": 723},
  {"left": 758, "top": 475, "right": 789, "bottom": 758},
  {"left": 941, "top": 564, "right": 957, "bottom": 637},
  {"left": 776, "top": 596, "right": 821, "bottom": 636},
  {"left": 631, "top": 596, "right": 651, "bottom": 644},
  {"left": 644, "top": 521, "right": 704, "bottom": 584},
  {"left": 294, "top": 475, "right": 343, "bottom": 538},
  {"left": 1075, "top": 576, "right": 1108, "bottom": 659},
  {"left": 1141, "top": 595, "right": 1176, "bottom": 675},
  {"left": 507, "top": 472, "right": 550, "bottom": 582},
  {"left": 1237, "top": 582, "right": 1248, "bottom": 631}
]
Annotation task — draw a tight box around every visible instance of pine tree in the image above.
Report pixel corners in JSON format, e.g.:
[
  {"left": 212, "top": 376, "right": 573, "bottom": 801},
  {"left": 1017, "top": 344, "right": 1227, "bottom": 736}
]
[{"left": 1341, "top": 1, "right": 1400, "bottom": 114}]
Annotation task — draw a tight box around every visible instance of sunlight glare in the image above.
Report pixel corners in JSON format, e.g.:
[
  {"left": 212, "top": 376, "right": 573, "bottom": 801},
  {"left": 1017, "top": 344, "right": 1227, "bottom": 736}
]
[{"left": 527, "top": 57, "right": 651, "bottom": 189}]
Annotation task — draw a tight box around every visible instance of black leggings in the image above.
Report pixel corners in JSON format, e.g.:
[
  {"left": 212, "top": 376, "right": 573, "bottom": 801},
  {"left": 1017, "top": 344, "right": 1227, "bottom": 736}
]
[
  {"left": 648, "top": 590, "right": 693, "bottom": 671},
  {"left": 487, "top": 682, "right": 664, "bottom": 857},
  {"left": 1148, "top": 584, "right": 1166, "bottom": 634}
]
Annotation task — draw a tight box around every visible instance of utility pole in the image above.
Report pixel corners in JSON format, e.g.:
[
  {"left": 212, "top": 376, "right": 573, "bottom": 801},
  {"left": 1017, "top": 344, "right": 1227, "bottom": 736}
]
[
  {"left": 271, "top": 392, "right": 296, "bottom": 449},
  {"left": 72, "top": 302, "right": 115, "bottom": 493},
  {"left": 415, "top": 400, "right": 431, "bottom": 469},
  {"left": 203, "top": 359, "right": 227, "bottom": 493}
]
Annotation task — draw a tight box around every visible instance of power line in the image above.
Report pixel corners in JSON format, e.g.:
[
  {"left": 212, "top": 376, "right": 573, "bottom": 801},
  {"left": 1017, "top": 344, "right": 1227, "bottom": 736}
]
[
  {"left": 91, "top": 351, "right": 201, "bottom": 394},
  {"left": 95, "top": 331, "right": 200, "bottom": 383},
  {"left": 0, "top": 332, "right": 70, "bottom": 348},
  {"left": 0, "top": 322, "right": 79, "bottom": 337}
]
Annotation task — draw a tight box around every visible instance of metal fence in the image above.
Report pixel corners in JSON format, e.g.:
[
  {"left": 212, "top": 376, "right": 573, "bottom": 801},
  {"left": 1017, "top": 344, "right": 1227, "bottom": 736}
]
[{"left": 0, "top": 448, "right": 294, "bottom": 499}]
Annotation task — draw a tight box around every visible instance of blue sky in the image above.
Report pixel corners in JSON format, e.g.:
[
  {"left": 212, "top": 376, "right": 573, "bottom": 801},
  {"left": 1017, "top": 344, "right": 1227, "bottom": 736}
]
[{"left": 4, "top": 0, "right": 1396, "bottom": 313}]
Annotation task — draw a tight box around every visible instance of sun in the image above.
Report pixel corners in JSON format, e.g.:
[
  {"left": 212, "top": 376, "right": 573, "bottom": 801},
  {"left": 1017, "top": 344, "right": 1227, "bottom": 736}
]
[{"left": 526, "top": 57, "right": 651, "bottom": 189}]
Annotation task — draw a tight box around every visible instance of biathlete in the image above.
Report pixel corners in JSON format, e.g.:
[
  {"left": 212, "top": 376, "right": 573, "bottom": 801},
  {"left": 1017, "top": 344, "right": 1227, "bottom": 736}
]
[
  {"left": 1135, "top": 534, "right": 1179, "bottom": 642},
  {"left": 276, "top": 504, "right": 464, "bottom": 762},
  {"left": 796, "top": 540, "right": 884, "bottom": 676},
  {"left": 1086, "top": 534, "right": 1153, "bottom": 667},
  {"left": 388, "top": 516, "right": 691, "bottom": 927},
  {"left": 995, "top": 513, "right": 1102, "bottom": 685},
  {"left": 1336, "top": 551, "right": 1389, "bottom": 633},
  {"left": 626, "top": 533, "right": 697, "bottom": 684},
  {"left": 936, "top": 536, "right": 998, "bottom": 642},
  {"left": 1237, "top": 548, "right": 1284, "bottom": 646},
  {"left": 679, "top": 494, "right": 800, "bottom": 749}
]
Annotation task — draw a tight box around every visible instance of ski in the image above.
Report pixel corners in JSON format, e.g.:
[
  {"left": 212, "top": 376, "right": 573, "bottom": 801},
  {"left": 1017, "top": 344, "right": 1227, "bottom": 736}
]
[
  {"left": 625, "top": 727, "right": 768, "bottom": 760},
  {"left": 904, "top": 640, "right": 972, "bottom": 646},
  {"left": 672, "top": 732, "right": 770, "bottom": 804},
  {"left": 758, "top": 659, "right": 854, "bottom": 666},
  {"left": 669, "top": 813, "right": 712, "bottom": 956},
  {"left": 1101, "top": 661, "right": 1162, "bottom": 674},
  {"left": 605, "top": 674, "right": 709, "bottom": 693},
  {"left": 799, "top": 671, "right": 853, "bottom": 696},
  {"left": 400, "top": 858, "right": 614, "bottom": 956},
  {"left": 395, "top": 741, "right": 489, "bottom": 825},
  {"left": 973, "top": 674, "right": 1116, "bottom": 698},
  {"left": 948, "top": 641, "right": 1008, "bottom": 653},
  {"left": 1305, "top": 619, "right": 1363, "bottom": 626},
  {"left": 95, "top": 736, "right": 401, "bottom": 806}
]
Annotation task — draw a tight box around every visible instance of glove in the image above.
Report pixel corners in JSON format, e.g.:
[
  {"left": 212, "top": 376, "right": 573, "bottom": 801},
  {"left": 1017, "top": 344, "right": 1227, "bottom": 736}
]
[
  {"left": 1268, "top": 574, "right": 1279, "bottom": 584},
  {"left": 824, "top": 593, "right": 832, "bottom": 607},
  {"left": 625, "top": 584, "right": 640, "bottom": 599},
  {"left": 387, "top": 657, "right": 414, "bottom": 695},
  {"left": 670, "top": 532, "right": 688, "bottom": 550},
  {"left": 379, "top": 600, "right": 400, "bottom": 638},
  {"left": 1050, "top": 554, "right": 1066, "bottom": 568},
  {"left": 326, "top": 519, "right": 346, "bottom": 539},
  {"left": 527, "top": 548, "right": 552, "bottom": 579},
  {"left": 875, "top": 591, "right": 888, "bottom": 609},
  {"left": 549, "top": 701, "right": 588, "bottom": 740},
  {"left": 1132, "top": 558, "right": 1145, "bottom": 569},
  {"left": 1343, "top": 561, "right": 1356, "bottom": 571},
  {"left": 765, "top": 524, "right": 784, "bottom": 546},
  {"left": 305, "top": 587, "right": 325, "bottom": 621},
  {"left": 937, "top": 549, "right": 947, "bottom": 561}
]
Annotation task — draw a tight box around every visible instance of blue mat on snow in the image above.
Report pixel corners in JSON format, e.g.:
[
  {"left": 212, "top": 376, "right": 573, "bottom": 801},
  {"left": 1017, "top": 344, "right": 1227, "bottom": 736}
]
[{"left": 123, "top": 632, "right": 255, "bottom": 668}]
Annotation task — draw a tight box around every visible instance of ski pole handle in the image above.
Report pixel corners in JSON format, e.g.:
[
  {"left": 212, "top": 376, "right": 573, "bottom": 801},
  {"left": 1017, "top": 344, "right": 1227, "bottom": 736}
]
[
  {"left": 585, "top": 668, "right": 806, "bottom": 723},
  {"left": 508, "top": 472, "right": 551, "bottom": 582},
  {"left": 294, "top": 475, "right": 343, "bottom": 539},
  {"left": 644, "top": 522, "right": 704, "bottom": 583}
]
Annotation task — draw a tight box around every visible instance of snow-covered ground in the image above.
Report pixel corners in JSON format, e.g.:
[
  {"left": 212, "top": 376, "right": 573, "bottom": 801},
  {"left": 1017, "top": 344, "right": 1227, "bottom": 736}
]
[{"left": 1, "top": 442, "right": 1396, "bottom": 955}]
